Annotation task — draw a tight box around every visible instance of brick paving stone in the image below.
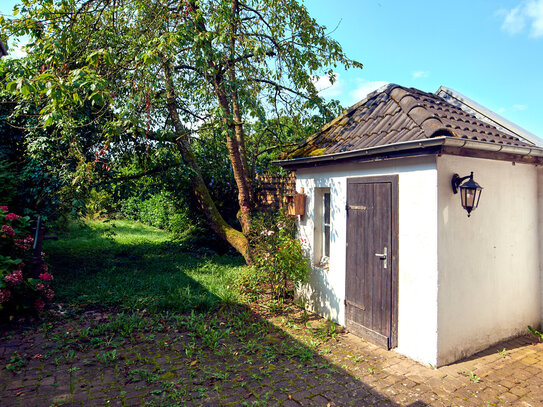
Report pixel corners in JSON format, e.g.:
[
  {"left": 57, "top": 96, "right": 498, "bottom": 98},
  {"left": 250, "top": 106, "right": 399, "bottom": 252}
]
[
  {"left": 292, "top": 389, "right": 312, "bottom": 400},
  {"left": 3, "top": 309, "right": 543, "bottom": 407},
  {"left": 310, "top": 394, "right": 331, "bottom": 404},
  {"left": 509, "top": 385, "right": 529, "bottom": 397}
]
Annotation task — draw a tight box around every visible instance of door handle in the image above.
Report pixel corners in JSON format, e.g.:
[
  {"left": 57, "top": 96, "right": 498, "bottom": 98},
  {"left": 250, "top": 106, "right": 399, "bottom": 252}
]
[{"left": 375, "top": 247, "right": 388, "bottom": 269}]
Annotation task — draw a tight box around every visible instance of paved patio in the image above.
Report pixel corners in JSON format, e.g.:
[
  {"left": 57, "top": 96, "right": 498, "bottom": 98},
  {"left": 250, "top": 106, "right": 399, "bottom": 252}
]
[{"left": 1, "top": 308, "right": 542, "bottom": 406}]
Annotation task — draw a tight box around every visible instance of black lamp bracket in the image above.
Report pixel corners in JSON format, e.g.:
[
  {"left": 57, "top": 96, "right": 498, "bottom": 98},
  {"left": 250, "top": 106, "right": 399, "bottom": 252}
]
[{"left": 451, "top": 172, "right": 473, "bottom": 194}]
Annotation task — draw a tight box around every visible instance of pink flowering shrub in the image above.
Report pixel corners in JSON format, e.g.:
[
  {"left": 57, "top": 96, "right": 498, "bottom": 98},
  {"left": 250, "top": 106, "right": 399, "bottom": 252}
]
[
  {"left": 5, "top": 213, "right": 21, "bottom": 221},
  {"left": 0, "top": 206, "right": 54, "bottom": 318},
  {"left": 246, "top": 210, "right": 309, "bottom": 299}
]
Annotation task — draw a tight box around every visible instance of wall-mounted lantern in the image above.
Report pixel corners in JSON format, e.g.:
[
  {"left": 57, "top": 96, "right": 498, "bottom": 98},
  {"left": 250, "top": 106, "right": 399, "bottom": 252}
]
[{"left": 451, "top": 172, "right": 483, "bottom": 217}]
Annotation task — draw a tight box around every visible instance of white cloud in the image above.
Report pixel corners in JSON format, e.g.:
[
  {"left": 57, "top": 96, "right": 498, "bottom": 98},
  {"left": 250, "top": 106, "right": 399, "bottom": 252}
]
[
  {"left": 412, "top": 70, "right": 429, "bottom": 79},
  {"left": 526, "top": 0, "right": 543, "bottom": 37},
  {"left": 350, "top": 80, "right": 389, "bottom": 104},
  {"left": 313, "top": 75, "right": 389, "bottom": 107},
  {"left": 513, "top": 104, "right": 528, "bottom": 111},
  {"left": 501, "top": 6, "right": 526, "bottom": 34},
  {"left": 314, "top": 72, "right": 344, "bottom": 99},
  {"left": 500, "top": 0, "right": 543, "bottom": 38}
]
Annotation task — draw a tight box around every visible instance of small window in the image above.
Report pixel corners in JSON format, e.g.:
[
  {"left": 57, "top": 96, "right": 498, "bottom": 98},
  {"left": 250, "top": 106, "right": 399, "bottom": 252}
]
[
  {"left": 314, "top": 188, "right": 331, "bottom": 268},
  {"left": 322, "top": 192, "right": 331, "bottom": 262}
]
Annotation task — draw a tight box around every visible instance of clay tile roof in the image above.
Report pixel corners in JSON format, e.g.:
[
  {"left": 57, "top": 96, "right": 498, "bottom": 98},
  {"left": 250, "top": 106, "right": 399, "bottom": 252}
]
[{"left": 285, "top": 84, "right": 536, "bottom": 159}]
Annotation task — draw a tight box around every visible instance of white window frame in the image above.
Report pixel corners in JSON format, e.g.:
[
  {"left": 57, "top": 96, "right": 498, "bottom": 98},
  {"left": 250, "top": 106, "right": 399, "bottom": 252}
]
[{"left": 314, "top": 188, "right": 331, "bottom": 268}]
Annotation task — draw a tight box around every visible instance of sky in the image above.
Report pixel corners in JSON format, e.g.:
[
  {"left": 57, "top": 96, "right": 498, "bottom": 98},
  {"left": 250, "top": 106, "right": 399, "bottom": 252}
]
[
  {"left": 1, "top": 0, "right": 542, "bottom": 137},
  {"left": 304, "top": 0, "right": 543, "bottom": 139}
]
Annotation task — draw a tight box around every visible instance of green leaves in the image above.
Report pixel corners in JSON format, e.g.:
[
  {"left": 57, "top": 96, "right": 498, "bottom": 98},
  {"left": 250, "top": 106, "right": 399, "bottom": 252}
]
[
  {"left": 0, "top": 0, "right": 362, "bottom": 259},
  {"left": 6, "top": 80, "right": 18, "bottom": 93},
  {"left": 85, "top": 49, "right": 114, "bottom": 66}
]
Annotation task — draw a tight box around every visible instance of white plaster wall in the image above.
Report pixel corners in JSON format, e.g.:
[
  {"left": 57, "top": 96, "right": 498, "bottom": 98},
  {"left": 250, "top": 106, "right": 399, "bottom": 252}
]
[
  {"left": 539, "top": 167, "right": 543, "bottom": 330},
  {"left": 437, "top": 155, "right": 541, "bottom": 366},
  {"left": 296, "top": 156, "right": 440, "bottom": 366}
]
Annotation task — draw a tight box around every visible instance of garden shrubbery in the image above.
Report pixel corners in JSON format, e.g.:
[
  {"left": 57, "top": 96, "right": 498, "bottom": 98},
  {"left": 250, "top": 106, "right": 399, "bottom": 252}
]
[
  {"left": 0, "top": 206, "right": 54, "bottom": 319},
  {"left": 245, "top": 210, "right": 309, "bottom": 299},
  {"left": 119, "top": 192, "right": 201, "bottom": 239}
]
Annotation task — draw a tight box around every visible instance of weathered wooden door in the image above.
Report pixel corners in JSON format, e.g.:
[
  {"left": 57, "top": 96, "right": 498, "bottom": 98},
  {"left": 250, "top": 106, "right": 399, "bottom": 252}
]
[{"left": 345, "top": 176, "right": 398, "bottom": 349}]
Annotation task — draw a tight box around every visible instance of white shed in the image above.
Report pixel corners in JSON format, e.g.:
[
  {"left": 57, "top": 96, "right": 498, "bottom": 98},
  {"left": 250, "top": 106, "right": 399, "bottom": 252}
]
[{"left": 276, "top": 84, "right": 543, "bottom": 367}]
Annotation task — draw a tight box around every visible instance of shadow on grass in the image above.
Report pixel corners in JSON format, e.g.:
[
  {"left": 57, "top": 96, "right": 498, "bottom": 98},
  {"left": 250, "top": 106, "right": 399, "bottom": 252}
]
[
  {"left": 44, "top": 220, "right": 245, "bottom": 313},
  {"left": 2, "top": 220, "right": 434, "bottom": 406}
]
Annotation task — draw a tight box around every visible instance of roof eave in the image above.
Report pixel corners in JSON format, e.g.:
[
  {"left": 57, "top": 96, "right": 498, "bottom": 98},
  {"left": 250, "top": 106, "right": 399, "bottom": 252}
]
[{"left": 274, "top": 137, "right": 543, "bottom": 169}]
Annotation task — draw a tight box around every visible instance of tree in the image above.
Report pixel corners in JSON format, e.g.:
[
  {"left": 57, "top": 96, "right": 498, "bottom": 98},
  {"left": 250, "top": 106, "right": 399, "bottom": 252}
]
[{"left": 1, "top": 0, "right": 362, "bottom": 263}]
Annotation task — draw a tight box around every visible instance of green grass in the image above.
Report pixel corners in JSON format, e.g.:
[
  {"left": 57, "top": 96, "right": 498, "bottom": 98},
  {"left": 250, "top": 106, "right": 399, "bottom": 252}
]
[{"left": 45, "top": 219, "right": 246, "bottom": 313}]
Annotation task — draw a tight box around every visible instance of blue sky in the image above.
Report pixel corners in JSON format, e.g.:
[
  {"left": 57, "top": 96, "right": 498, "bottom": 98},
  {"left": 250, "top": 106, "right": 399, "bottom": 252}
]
[
  {"left": 305, "top": 0, "right": 543, "bottom": 138},
  {"left": 2, "top": 0, "right": 542, "bottom": 137}
]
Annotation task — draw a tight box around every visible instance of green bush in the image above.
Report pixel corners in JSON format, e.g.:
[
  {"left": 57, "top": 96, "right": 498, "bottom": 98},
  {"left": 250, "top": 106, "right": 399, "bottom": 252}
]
[
  {"left": 118, "top": 192, "right": 194, "bottom": 237},
  {"left": 139, "top": 192, "right": 171, "bottom": 229},
  {"left": 246, "top": 210, "right": 309, "bottom": 299},
  {"left": 85, "top": 188, "right": 114, "bottom": 219},
  {"left": 119, "top": 196, "right": 141, "bottom": 220},
  {"left": 0, "top": 159, "right": 17, "bottom": 205}
]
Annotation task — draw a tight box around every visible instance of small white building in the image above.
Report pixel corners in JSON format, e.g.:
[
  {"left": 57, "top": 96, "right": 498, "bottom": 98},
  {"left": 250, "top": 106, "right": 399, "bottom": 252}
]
[{"left": 277, "top": 84, "right": 543, "bottom": 367}]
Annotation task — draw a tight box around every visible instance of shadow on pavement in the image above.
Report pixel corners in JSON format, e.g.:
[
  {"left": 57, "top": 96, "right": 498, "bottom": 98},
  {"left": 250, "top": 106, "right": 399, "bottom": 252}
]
[{"left": 0, "top": 299, "right": 438, "bottom": 406}]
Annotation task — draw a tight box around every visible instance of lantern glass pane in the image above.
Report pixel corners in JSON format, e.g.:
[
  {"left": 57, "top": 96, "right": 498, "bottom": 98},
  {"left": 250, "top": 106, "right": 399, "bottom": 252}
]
[
  {"left": 464, "top": 188, "right": 476, "bottom": 208},
  {"left": 474, "top": 189, "right": 481, "bottom": 209}
]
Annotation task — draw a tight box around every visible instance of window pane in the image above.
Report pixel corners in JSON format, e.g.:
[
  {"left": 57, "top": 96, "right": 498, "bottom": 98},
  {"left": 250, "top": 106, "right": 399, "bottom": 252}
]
[
  {"left": 324, "top": 225, "right": 330, "bottom": 257},
  {"left": 324, "top": 193, "right": 330, "bottom": 224}
]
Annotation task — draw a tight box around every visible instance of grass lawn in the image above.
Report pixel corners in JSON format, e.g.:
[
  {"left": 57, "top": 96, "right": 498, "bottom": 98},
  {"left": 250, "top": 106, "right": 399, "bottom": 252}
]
[
  {"left": 45, "top": 219, "right": 246, "bottom": 313},
  {"left": 0, "top": 219, "right": 365, "bottom": 406}
]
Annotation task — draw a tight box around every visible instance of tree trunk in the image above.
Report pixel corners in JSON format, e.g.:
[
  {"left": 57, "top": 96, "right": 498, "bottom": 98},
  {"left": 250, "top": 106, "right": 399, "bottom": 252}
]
[
  {"left": 161, "top": 58, "right": 250, "bottom": 263},
  {"left": 213, "top": 78, "right": 254, "bottom": 236},
  {"left": 216, "top": 0, "right": 254, "bottom": 235}
]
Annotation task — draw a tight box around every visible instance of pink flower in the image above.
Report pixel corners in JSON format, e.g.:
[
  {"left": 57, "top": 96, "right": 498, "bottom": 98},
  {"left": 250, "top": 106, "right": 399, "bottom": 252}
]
[
  {"left": 36, "top": 283, "right": 45, "bottom": 291},
  {"left": 41, "top": 263, "right": 48, "bottom": 272},
  {"left": 14, "top": 235, "right": 34, "bottom": 251},
  {"left": 1, "top": 224, "right": 15, "bottom": 238},
  {"left": 5, "top": 213, "right": 20, "bottom": 221},
  {"left": 0, "top": 206, "right": 7, "bottom": 212},
  {"left": 35, "top": 298, "right": 45, "bottom": 312},
  {"left": 41, "top": 252, "right": 46, "bottom": 260},
  {"left": 0, "top": 288, "right": 11, "bottom": 303},
  {"left": 17, "top": 262, "right": 25, "bottom": 270},
  {"left": 5, "top": 269, "right": 23, "bottom": 285},
  {"left": 39, "top": 272, "right": 53, "bottom": 281},
  {"left": 44, "top": 289, "right": 55, "bottom": 301}
]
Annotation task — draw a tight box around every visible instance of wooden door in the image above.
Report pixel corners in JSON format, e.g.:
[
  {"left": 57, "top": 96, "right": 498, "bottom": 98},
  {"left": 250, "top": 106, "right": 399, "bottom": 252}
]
[{"left": 345, "top": 176, "right": 398, "bottom": 349}]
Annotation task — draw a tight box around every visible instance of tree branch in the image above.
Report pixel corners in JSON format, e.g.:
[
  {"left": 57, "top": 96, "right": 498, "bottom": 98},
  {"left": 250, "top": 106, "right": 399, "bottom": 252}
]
[
  {"left": 246, "top": 77, "right": 311, "bottom": 100},
  {"left": 174, "top": 64, "right": 202, "bottom": 74},
  {"left": 102, "top": 162, "right": 180, "bottom": 184}
]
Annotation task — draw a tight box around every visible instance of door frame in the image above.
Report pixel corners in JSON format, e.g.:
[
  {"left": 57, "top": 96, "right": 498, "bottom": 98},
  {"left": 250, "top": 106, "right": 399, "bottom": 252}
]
[{"left": 345, "top": 175, "right": 399, "bottom": 349}]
